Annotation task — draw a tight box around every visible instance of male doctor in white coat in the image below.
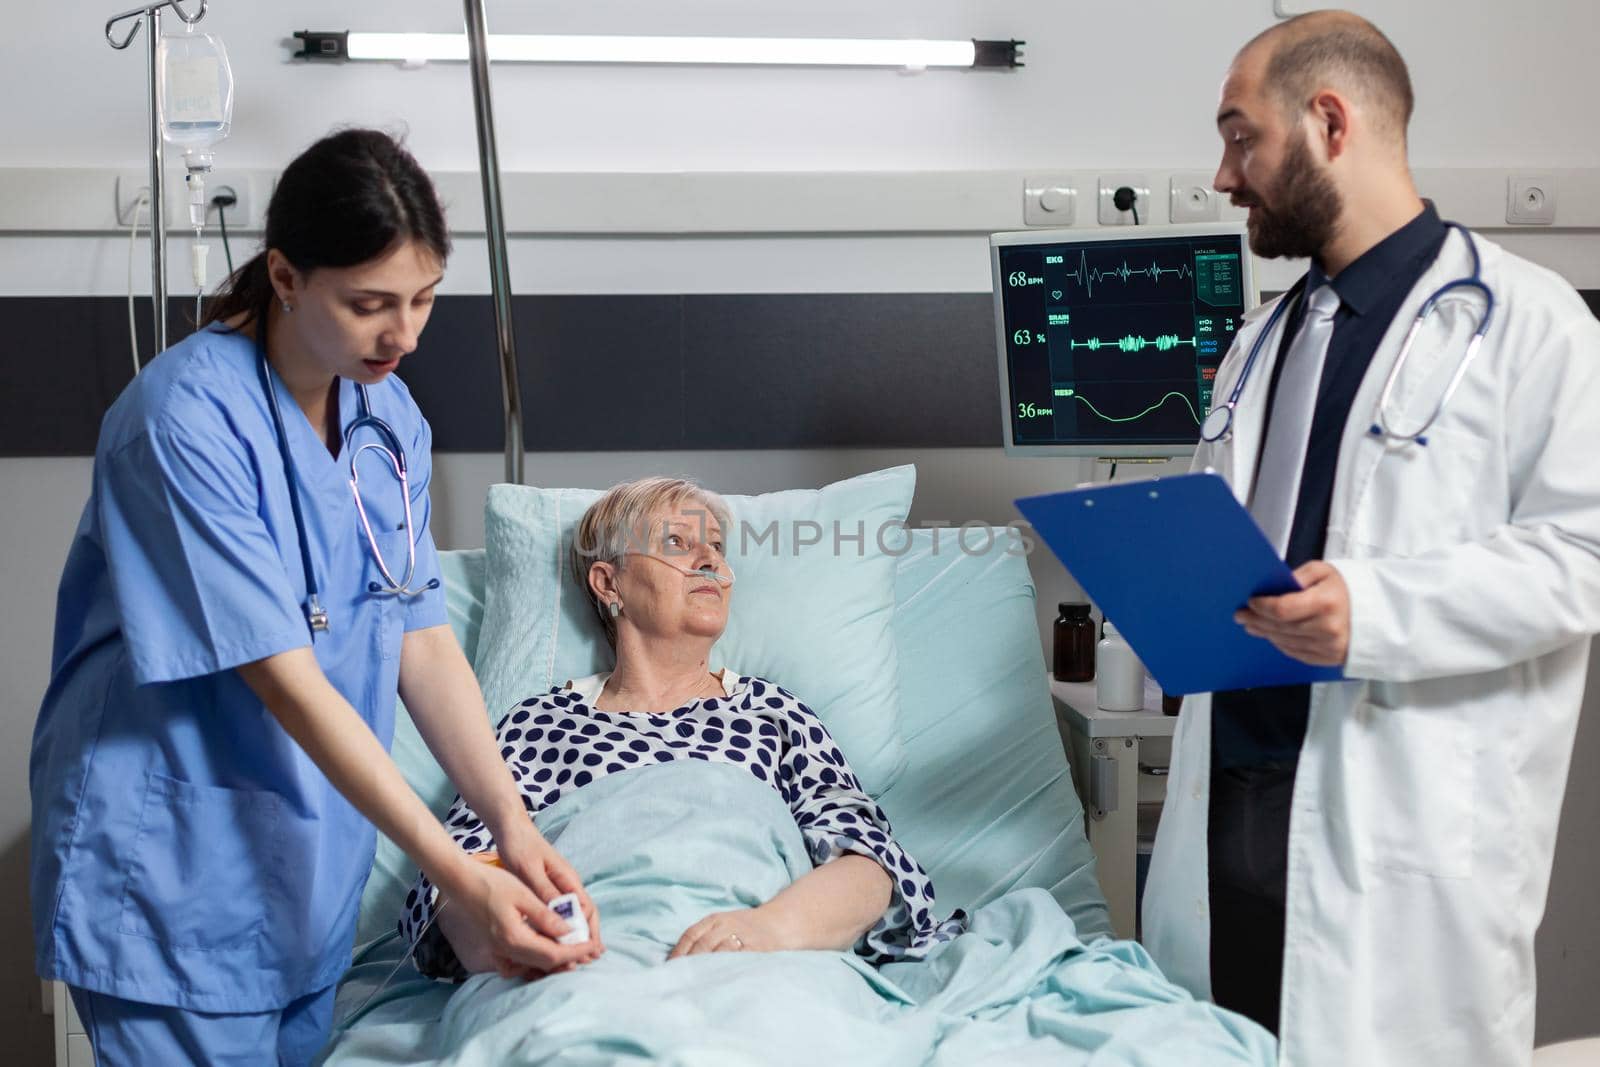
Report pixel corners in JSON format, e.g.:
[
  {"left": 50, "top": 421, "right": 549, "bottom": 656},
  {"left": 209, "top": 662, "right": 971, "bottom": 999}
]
[{"left": 1142, "top": 10, "right": 1600, "bottom": 1066}]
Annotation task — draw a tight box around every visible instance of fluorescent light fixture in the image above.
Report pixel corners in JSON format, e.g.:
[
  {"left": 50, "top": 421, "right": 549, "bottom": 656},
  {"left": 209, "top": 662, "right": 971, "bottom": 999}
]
[{"left": 294, "top": 31, "right": 1023, "bottom": 69}]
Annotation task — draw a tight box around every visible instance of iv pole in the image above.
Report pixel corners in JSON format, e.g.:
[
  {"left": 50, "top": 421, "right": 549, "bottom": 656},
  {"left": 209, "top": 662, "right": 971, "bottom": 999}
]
[
  {"left": 105, "top": 0, "right": 524, "bottom": 479},
  {"left": 105, "top": 0, "right": 208, "bottom": 358},
  {"left": 462, "top": 0, "right": 526, "bottom": 484}
]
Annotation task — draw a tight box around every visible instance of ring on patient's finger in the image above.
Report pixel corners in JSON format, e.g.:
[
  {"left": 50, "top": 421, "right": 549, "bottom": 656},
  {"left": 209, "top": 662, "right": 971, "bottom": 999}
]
[{"left": 726, "top": 933, "right": 744, "bottom": 949}]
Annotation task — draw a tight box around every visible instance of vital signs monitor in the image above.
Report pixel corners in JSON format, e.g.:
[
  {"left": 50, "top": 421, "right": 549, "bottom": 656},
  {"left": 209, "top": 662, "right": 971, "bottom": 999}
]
[{"left": 991, "top": 223, "right": 1258, "bottom": 458}]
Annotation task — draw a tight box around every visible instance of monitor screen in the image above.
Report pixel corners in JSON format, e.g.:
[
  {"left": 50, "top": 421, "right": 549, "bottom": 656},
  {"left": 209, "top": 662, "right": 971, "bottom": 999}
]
[{"left": 991, "top": 223, "right": 1256, "bottom": 458}]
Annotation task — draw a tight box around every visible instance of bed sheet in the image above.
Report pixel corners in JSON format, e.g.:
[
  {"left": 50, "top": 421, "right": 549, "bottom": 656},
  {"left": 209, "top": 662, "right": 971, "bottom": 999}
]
[
  {"left": 322, "top": 761, "right": 1270, "bottom": 1067},
  {"left": 329, "top": 532, "right": 1214, "bottom": 1066}
]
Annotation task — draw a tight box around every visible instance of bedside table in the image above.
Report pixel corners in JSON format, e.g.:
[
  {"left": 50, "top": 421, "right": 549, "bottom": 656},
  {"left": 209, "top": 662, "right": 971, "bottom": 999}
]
[{"left": 1050, "top": 677, "right": 1175, "bottom": 941}]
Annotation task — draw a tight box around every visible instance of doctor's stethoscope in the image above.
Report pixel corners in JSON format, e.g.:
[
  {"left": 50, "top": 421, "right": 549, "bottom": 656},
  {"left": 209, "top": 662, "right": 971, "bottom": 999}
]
[
  {"left": 255, "top": 336, "right": 439, "bottom": 636},
  {"left": 1200, "top": 222, "right": 1495, "bottom": 448}
]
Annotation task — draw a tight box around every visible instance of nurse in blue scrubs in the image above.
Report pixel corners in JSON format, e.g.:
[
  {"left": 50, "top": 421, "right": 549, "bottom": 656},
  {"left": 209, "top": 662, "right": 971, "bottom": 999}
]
[{"left": 29, "top": 129, "right": 602, "bottom": 1065}]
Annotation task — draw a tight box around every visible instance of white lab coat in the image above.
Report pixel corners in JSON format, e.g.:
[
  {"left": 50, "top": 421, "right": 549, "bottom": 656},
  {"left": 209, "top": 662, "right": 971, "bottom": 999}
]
[{"left": 1143, "top": 228, "right": 1600, "bottom": 1067}]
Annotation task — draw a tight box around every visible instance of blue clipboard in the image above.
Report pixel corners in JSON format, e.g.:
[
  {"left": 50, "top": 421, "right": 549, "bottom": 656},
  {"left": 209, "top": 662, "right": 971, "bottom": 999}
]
[{"left": 1015, "top": 471, "right": 1344, "bottom": 695}]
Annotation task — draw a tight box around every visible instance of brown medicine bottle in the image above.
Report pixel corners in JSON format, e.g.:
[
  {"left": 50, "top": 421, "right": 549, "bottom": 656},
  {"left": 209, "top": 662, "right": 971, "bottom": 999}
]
[{"left": 1053, "top": 602, "right": 1096, "bottom": 682}]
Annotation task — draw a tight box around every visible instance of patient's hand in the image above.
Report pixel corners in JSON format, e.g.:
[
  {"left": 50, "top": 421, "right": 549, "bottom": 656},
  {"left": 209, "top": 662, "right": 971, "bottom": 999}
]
[
  {"left": 494, "top": 820, "right": 603, "bottom": 952},
  {"left": 668, "top": 905, "right": 793, "bottom": 959},
  {"left": 435, "top": 862, "right": 602, "bottom": 979},
  {"left": 437, "top": 888, "right": 529, "bottom": 977},
  {"left": 437, "top": 897, "right": 590, "bottom": 980},
  {"left": 669, "top": 855, "right": 891, "bottom": 959}
]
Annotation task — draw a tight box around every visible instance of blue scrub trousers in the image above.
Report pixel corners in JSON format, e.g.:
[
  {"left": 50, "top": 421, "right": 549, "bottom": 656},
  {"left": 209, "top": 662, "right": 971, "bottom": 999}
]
[{"left": 70, "top": 984, "right": 336, "bottom": 1067}]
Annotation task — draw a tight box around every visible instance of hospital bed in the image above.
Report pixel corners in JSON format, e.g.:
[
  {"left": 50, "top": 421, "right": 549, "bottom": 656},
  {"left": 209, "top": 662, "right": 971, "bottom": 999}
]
[{"left": 318, "top": 474, "right": 1270, "bottom": 1065}]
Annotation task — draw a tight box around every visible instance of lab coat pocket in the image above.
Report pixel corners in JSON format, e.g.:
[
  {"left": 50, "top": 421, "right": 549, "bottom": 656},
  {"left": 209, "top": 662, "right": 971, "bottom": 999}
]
[
  {"left": 1359, "top": 692, "right": 1478, "bottom": 880},
  {"left": 1348, "top": 428, "right": 1497, "bottom": 556},
  {"left": 118, "top": 773, "right": 283, "bottom": 951}
]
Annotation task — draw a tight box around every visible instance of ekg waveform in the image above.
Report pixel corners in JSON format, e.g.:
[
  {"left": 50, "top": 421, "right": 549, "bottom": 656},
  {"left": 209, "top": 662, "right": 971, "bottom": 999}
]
[{"left": 1062, "top": 249, "right": 1195, "bottom": 299}]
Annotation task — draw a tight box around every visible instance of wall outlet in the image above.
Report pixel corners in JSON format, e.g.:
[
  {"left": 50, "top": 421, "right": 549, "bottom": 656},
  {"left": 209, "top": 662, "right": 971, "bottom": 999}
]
[
  {"left": 1098, "top": 174, "right": 1150, "bottom": 225},
  {"left": 1506, "top": 175, "right": 1556, "bottom": 225},
  {"left": 1169, "top": 172, "right": 1221, "bottom": 223},
  {"left": 116, "top": 170, "right": 252, "bottom": 230},
  {"left": 1024, "top": 176, "right": 1077, "bottom": 227}
]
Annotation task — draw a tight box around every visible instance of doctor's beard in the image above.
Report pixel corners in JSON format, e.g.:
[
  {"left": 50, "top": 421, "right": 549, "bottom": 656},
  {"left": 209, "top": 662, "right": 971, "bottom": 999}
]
[{"left": 1241, "top": 129, "right": 1343, "bottom": 261}]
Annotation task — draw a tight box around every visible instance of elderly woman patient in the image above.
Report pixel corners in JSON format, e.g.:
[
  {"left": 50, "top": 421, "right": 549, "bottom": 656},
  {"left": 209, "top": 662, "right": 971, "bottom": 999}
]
[{"left": 400, "top": 477, "right": 964, "bottom": 979}]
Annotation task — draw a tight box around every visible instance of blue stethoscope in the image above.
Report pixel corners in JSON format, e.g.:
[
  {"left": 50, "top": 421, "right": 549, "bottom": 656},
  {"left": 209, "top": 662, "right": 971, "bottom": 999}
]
[
  {"left": 255, "top": 330, "right": 439, "bottom": 636},
  {"left": 1200, "top": 222, "right": 1495, "bottom": 448}
]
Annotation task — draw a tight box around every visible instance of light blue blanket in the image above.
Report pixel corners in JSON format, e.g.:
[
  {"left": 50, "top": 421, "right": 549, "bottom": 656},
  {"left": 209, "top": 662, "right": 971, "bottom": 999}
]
[{"left": 322, "top": 761, "right": 1273, "bottom": 1066}]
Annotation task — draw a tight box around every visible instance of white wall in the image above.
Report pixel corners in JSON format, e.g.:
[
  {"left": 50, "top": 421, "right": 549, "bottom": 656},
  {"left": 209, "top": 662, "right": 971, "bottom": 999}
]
[
  {"left": 4, "top": 1, "right": 1599, "bottom": 1062},
  {"left": 8, "top": 1, "right": 1599, "bottom": 173}
]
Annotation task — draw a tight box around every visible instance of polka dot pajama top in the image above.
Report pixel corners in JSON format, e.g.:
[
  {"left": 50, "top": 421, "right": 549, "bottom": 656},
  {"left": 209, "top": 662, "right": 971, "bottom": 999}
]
[{"left": 400, "top": 670, "right": 966, "bottom": 979}]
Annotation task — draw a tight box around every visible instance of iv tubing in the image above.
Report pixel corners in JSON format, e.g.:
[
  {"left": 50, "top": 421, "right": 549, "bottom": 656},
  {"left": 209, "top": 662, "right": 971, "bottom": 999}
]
[{"left": 127, "top": 191, "right": 149, "bottom": 375}]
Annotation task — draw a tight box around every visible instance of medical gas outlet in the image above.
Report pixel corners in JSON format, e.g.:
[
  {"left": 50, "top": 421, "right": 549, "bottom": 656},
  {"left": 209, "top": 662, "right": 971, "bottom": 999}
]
[{"left": 1506, "top": 175, "right": 1557, "bottom": 225}]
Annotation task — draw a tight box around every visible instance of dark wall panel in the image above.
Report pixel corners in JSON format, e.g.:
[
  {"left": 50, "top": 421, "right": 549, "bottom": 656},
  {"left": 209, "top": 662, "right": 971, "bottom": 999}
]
[
  {"left": 0, "top": 297, "right": 188, "bottom": 458},
  {"left": 518, "top": 296, "right": 687, "bottom": 451},
  {"left": 3, "top": 289, "right": 1598, "bottom": 456},
  {"left": 0, "top": 292, "right": 1002, "bottom": 455},
  {"left": 681, "top": 293, "right": 996, "bottom": 449}
]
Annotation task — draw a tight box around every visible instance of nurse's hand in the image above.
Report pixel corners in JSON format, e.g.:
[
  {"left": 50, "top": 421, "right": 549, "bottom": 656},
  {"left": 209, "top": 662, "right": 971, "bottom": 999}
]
[
  {"left": 491, "top": 819, "right": 602, "bottom": 952},
  {"left": 436, "top": 858, "right": 602, "bottom": 977},
  {"left": 1235, "top": 560, "right": 1351, "bottom": 667}
]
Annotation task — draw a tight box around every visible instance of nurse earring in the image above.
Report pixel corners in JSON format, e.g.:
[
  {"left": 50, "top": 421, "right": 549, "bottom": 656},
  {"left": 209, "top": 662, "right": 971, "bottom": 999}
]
[
  {"left": 281, "top": 300, "right": 294, "bottom": 313},
  {"left": 608, "top": 600, "right": 622, "bottom": 619}
]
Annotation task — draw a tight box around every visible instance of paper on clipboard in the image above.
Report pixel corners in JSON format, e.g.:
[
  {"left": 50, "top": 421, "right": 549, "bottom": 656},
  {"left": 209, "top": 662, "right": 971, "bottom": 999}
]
[{"left": 1015, "top": 471, "right": 1344, "bottom": 695}]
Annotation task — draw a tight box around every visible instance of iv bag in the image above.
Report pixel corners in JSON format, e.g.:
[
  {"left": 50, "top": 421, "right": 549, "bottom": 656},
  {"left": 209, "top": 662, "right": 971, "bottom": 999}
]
[{"left": 159, "top": 29, "right": 233, "bottom": 151}]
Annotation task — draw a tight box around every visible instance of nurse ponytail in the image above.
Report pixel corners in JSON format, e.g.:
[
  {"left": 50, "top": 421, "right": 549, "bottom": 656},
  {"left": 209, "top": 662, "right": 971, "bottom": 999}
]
[{"left": 201, "top": 128, "right": 451, "bottom": 330}]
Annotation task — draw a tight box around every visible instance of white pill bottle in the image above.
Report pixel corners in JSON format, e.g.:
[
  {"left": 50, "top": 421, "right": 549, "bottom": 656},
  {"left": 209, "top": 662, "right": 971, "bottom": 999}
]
[{"left": 1095, "top": 621, "right": 1145, "bottom": 712}]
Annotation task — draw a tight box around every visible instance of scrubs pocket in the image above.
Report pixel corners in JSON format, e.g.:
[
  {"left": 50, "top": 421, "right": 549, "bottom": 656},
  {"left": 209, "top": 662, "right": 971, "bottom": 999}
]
[
  {"left": 1359, "top": 695, "right": 1478, "bottom": 879},
  {"left": 373, "top": 530, "right": 412, "bottom": 661},
  {"left": 369, "top": 529, "right": 416, "bottom": 591},
  {"left": 119, "top": 773, "right": 283, "bottom": 951}
]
